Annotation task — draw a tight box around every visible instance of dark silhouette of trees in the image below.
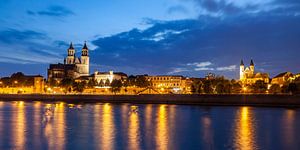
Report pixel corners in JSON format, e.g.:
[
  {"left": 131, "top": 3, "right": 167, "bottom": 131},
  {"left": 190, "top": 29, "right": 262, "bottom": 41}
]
[
  {"left": 60, "top": 78, "right": 74, "bottom": 93},
  {"left": 87, "top": 79, "right": 96, "bottom": 88},
  {"left": 73, "top": 81, "right": 86, "bottom": 93},
  {"left": 250, "top": 80, "right": 267, "bottom": 93},
  {"left": 269, "top": 84, "right": 281, "bottom": 94},
  {"left": 110, "top": 79, "right": 123, "bottom": 94}
]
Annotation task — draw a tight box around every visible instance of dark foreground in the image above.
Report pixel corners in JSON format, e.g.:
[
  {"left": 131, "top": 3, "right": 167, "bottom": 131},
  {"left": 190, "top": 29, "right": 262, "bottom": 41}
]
[
  {"left": 0, "top": 94, "right": 300, "bottom": 107},
  {"left": 0, "top": 101, "right": 299, "bottom": 150}
]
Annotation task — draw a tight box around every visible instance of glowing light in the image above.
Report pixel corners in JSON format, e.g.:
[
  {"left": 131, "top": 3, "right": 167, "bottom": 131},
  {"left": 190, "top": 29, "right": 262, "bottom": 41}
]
[
  {"left": 156, "top": 105, "right": 169, "bottom": 150},
  {"left": 234, "top": 107, "right": 256, "bottom": 150},
  {"left": 13, "top": 101, "right": 26, "bottom": 149},
  {"left": 128, "top": 108, "right": 140, "bottom": 150},
  {"left": 101, "top": 103, "right": 115, "bottom": 150}
]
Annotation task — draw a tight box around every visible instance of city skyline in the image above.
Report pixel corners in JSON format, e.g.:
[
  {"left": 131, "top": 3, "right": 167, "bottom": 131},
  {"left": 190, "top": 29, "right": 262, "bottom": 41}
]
[{"left": 0, "top": 0, "right": 300, "bottom": 79}]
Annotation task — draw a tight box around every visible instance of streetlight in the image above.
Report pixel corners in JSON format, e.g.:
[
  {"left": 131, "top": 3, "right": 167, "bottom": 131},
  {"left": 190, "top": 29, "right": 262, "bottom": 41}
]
[{"left": 243, "top": 87, "right": 247, "bottom": 93}]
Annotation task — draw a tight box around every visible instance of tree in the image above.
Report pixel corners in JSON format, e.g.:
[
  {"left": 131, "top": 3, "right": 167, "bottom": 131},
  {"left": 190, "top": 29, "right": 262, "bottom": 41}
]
[
  {"left": 191, "top": 80, "right": 203, "bottom": 94},
  {"left": 231, "top": 82, "right": 242, "bottom": 93},
  {"left": 87, "top": 79, "right": 96, "bottom": 88},
  {"left": 60, "top": 78, "right": 74, "bottom": 93},
  {"left": 105, "top": 79, "right": 111, "bottom": 86},
  {"left": 135, "top": 76, "right": 150, "bottom": 88},
  {"left": 203, "top": 80, "right": 213, "bottom": 94},
  {"left": 250, "top": 80, "right": 267, "bottom": 93},
  {"left": 216, "top": 83, "right": 225, "bottom": 94},
  {"left": 269, "top": 84, "right": 281, "bottom": 94},
  {"left": 99, "top": 79, "right": 105, "bottom": 87},
  {"left": 287, "top": 83, "right": 298, "bottom": 94},
  {"left": 110, "top": 79, "right": 123, "bottom": 94},
  {"left": 73, "top": 81, "right": 86, "bottom": 93}
]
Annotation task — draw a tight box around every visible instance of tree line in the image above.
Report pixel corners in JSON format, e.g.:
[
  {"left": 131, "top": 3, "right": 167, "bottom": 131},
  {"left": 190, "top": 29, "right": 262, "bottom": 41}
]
[
  {"left": 51, "top": 75, "right": 151, "bottom": 94},
  {"left": 191, "top": 76, "right": 300, "bottom": 94}
]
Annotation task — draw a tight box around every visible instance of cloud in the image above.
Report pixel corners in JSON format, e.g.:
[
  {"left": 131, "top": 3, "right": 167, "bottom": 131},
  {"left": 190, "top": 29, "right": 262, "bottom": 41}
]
[
  {"left": 167, "top": 5, "right": 189, "bottom": 14},
  {"left": 91, "top": 10, "right": 300, "bottom": 78},
  {"left": 0, "top": 29, "right": 66, "bottom": 64},
  {"left": 0, "top": 29, "right": 47, "bottom": 44},
  {"left": 187, "top": 61, "right": 212, "bottom": 67},
  {"left": 167, "top": 67, "right": 189, "bottom": 75},
  {"left": 190, "top": 0, "right": 300, "bottom": 17},
  {"left": 187, "top": 61, "right": 215, "bottom": 71},
  {"left": 27, "top": 5, "right": 74, "bottom": 17},
  {"left": 216, "top": 65, "right": 237, "bottom": 71}
]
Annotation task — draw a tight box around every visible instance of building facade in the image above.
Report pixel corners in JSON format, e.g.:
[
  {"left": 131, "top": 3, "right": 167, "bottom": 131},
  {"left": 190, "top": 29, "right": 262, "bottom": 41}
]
[
  {"left": 48, "top": 42, "right": 90, "bottom": 83},
  {"left": 94, "top": 71, "right": 127, "bottom": 84},
  {"left": 146, "top": 75, "right": 191, "bottom": 93},
  {"left": 271, "top": 72, "right": 294, "bottom": 86},
  {"left": 240, "top": 59, "right": 269, "bottom": 85},
  {"left": 0, "top": 73, "right": 44, "bottom": 94}
]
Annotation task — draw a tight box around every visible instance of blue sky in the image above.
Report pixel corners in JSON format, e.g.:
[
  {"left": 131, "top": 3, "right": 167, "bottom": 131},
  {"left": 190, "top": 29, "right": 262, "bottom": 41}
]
[{"left": 0, "top": 0, "right": 299, "bottom": 79}]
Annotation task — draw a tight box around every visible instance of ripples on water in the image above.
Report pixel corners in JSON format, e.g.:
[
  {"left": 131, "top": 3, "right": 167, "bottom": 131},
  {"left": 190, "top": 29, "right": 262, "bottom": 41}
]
[{"left": 0, "top": 101, "right": 299, "bottom": 150}]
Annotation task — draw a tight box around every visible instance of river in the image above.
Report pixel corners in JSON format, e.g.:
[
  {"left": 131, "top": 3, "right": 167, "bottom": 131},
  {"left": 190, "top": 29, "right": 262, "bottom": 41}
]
[{"left": 0, "top": 101, "right": 299, "bottom": 150}]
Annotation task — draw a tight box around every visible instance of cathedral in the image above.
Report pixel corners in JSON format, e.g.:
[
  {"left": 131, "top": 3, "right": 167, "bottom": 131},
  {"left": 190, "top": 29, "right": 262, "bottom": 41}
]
[
  {"left": 240, "top": 59, "right": 269, "bottom": 85},
  {"left": 65, "top": 42, "right": 90, "bottom": 76},
  {"left": 47, "top": 42, "right": 90, "bottom": 83}
]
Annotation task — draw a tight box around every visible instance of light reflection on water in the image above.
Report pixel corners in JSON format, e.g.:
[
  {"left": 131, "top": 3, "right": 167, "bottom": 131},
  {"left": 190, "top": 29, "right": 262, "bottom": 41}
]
[
  {"left": 156, "top": 105, "right": 169, "bottom": 150},
  {"left": 0, "top": 101, "right": 299, "bottom": 150},
  {"left": 101, "top": 103, "right": 115, "bottom": 150},
  {"left": 44, "top": 102, "right": 66, "bottom": 150},
  {"left": 233, "top": 107, "right": 257, "bottom": 150},
  {"left": 13, "top": 101, "right": 26, "bottom": 150}
]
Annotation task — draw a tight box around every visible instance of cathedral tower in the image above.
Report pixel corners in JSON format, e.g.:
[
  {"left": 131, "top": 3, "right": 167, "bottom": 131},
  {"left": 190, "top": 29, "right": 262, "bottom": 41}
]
[
  {"left": 66, "top": 42, "right": 75, "bottom": 64},
  {"left": 250, "top": 59, "right": 254, "bottom": 74},
  {"left": 240, "top": 59, "right": 245, "bottom": 80},
  {"left": 80, "top": 41, "right": 89, "bottom": 75}
]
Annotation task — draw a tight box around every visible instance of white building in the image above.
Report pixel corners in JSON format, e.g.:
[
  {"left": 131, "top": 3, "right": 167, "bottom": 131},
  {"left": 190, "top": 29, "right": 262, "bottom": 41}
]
[
  {"left": 94, "top": 71, "right": 127, "bottom": 84},
  {"left": 65, "top": 42, "right": 90, "bottom": 77}
]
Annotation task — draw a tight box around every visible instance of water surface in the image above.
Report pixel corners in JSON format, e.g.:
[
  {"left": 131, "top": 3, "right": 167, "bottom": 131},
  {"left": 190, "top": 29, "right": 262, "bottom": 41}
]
[{"left": 0, "top": 101, "right": 299, "bottom": 150}]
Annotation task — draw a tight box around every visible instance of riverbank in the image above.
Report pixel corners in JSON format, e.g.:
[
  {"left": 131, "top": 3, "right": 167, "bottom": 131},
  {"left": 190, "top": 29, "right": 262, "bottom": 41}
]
[{"left": 0, "top": 94, "right": 299, "bottom": 107}]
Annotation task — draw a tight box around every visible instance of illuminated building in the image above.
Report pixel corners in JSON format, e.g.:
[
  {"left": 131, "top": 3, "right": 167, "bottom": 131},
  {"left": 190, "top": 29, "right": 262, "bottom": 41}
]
[
  {"left": 146, "top": 75, "right": 191, "bottom": 93},
  {"left": 240, "top": 59, "right": 269, "bottom": 85},
  {"left": 0, "top": 73, "right": 44, "bottom": 94},
  {"left": 93, "top": 71, "right": 127, "bottom": 84},
  {"left": 271, "top": 72, "right": 294, "bottom": 86},
  {"left": 47, "top": 42, "right": 90, "bottom": 83}
]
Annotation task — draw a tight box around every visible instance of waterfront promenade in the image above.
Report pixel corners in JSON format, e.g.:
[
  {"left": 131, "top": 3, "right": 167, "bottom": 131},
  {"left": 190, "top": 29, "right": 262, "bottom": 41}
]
[{"left": 0, "top": 94, "right": 299, "bottom": 107}]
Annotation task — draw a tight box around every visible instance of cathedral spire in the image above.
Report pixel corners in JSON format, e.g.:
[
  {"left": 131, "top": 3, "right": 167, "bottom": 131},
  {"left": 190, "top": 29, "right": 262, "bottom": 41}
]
[
  {"left": 69, "top": 42, "right": 74, "bottom": 49},
  {"left": 250, "top": 59, "right": 254, "bottom": 66},
  {"left": 83, "top": 41, "right": 88, "bottom": 49},
  {"left": 240, "top": 59, "right": 244, "bottom": 66}
]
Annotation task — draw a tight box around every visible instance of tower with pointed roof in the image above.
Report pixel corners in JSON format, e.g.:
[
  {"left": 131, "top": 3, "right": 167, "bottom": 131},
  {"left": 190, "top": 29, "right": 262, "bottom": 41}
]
[
  {"left": 240, "top": 60, "right": 245, "bottom": 80},
  {"left": 250, "top": 59, "right": 254, "bottom": 73},
  {"left": 80, "top": 41, "right": 89, "bottom": 75},
  {"left": 66, "top": 42, "right": 75, "bottom": 64}
]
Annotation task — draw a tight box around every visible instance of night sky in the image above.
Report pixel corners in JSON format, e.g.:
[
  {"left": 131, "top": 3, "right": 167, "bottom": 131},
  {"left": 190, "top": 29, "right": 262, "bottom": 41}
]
[{"left": 0, "top": 0, "right": 299, "bottom": 79}]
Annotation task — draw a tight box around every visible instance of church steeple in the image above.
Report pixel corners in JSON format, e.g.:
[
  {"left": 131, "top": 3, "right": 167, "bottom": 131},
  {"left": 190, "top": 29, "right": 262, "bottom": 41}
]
[
  {"left": 240, "top": 59, "right": 244, "bottom": 66},
  {"left": 81, "top": 41, "right": 88, "bottom": 56},
  {"left": 250, "top": 59, "right": 254, "bottom": 73},
  {"left": 80, "top": 41, "right": 90, "bottom": 75},
  {"left": 69, "top": 42, "right": 74, "bottom": 50},
  {"left": 66, "top": 42, "right": 75, "bottom": 64},
  {"left": 250, "top": 59, "right": 254, "bottom": 66},
  {"left": 82, "top": 41, "right": 88, "bottom": 50}
]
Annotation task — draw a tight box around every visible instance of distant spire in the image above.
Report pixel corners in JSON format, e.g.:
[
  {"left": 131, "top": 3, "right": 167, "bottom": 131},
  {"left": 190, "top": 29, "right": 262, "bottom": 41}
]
[
  {"left": 240, "top": 59, "right": 244, "bottom": 66},
  {"left": 69, "top": 42, "right": 74, "bottom": 49},
  {"left": 83, "top": 41, "right": 88, "bottom": 49},
  {"left": 250, "top": 59, "right": 254, "bottom": 66}
]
